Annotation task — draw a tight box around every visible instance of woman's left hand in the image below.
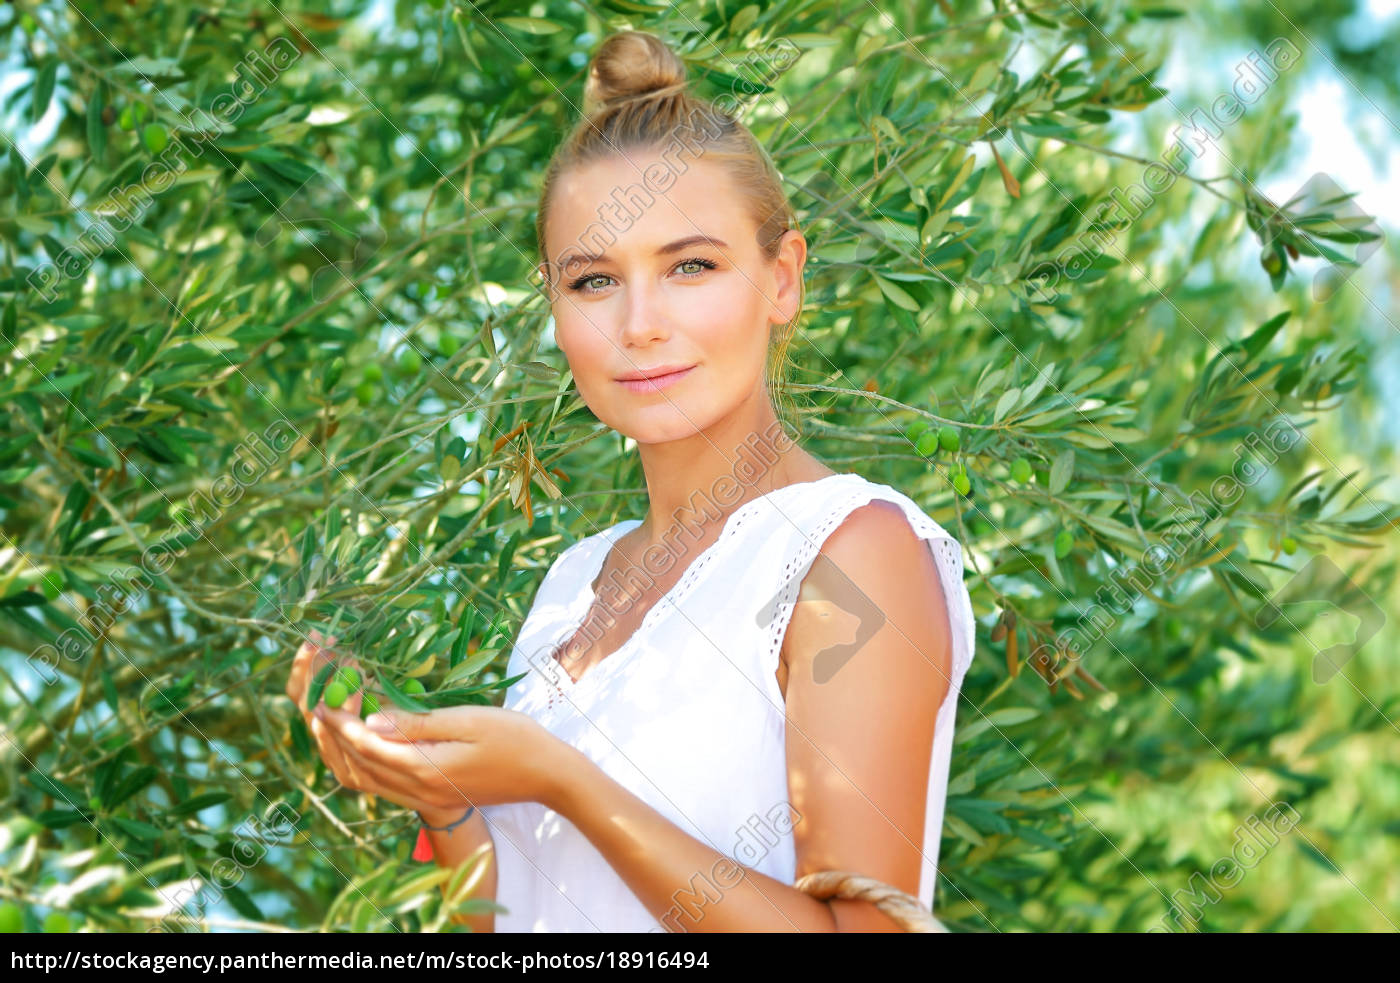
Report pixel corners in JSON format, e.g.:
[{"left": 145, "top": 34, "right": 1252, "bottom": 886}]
[{"left": 312, "top": 702, "right": 574, "bottom": 818}]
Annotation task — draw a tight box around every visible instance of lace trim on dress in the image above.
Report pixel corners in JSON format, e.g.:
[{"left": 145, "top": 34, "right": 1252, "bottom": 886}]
[{"left": 540, "top": 475, "right": 854, "bottom": 707}]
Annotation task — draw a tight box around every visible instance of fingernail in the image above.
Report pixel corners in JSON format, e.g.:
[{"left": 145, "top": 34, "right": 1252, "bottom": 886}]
[{"left": 365, "top": 713, "right": 390, "bottom": 733}]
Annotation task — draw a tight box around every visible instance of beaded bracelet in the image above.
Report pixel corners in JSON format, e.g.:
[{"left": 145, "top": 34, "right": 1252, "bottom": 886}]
[{"left": 418, "top": 805, "right": 475, "bottom": 833}]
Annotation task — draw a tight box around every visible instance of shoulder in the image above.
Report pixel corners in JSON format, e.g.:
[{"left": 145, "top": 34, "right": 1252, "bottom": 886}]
[
  {"left": 806, "top": 496, "right": 948, "bottom": 624},
  {"left": 813, "top": 483, "right": 949, "bottom": 597},
  {"left": 820, "top": 495, "right": 931, "bottom": 561},
  {"left": 780, "top": 492, "right": 952, "bottom": 678}
]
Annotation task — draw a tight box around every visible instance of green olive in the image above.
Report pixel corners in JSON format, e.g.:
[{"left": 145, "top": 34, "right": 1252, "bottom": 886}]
[
  {"left": 1054, "top": 528, "right": 1074, "bottom": 558},
  {"left": 952, "top": 470, "right": 971, "bottom": 496},
  {"left": 142, "top": 123, "right": 169, "bottom": 155},
  {"left": 0, "top": 902, "right": 23, "bottom": 933},
  {"left": 323, "top": 681, "right": 349, "bottom": 709},
  {"left": 362, "top": 363, "right": 383, "bottom": 384},
  {"left": 1281, "top": 536, "right": 1298, "bottom": 555},
  {"left": 354, "top": 381, "right": 375, "bottom": 406},
  {"left": 938, "top": 426, "right": 960, "bottom": 453},
  {"left": 336, "top": 666, "right": 362, "bottom": 694},
  {"left": 360, "top": 691, "right": 380, "bottom": 718},
  {"left": 915, "top": 431, "right": 940, "bottom": 456},
  {"left": 1010, "top": 457, "right": 1033, "bottom": 483},
  {"left": 402, "top": 678, "right": 426, "bottom": 696}
]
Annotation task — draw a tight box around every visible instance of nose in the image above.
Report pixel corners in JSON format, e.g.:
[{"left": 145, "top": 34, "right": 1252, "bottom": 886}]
[{"left": 618, "top": 277, "right": 670, "bottom": 349}]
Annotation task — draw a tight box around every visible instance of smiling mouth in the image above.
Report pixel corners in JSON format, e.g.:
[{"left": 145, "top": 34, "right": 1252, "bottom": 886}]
[{"left": 616, "top": 366, "right": 695, "bottom": 393}]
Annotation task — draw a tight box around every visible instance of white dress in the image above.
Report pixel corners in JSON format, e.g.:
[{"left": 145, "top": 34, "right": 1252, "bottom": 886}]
[{"left": 478, "top": 472, "right": 976, "bottom": 932}]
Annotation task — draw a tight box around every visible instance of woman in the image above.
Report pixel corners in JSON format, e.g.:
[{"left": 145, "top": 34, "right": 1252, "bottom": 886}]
[{"left": 285, "top": 30, "right": 975, "bottom": 933}]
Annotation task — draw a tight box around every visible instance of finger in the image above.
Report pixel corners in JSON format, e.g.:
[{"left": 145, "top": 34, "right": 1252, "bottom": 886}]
[
  {"left": 338, "top": 728, "right": 477, "bottom": 816},
  {"left": 309, "top": 708, "right": 351, "bottom": 774},
  {"left": 324, "top": 709, "right": 485, "bottom": 816},
  {"left": 295, "top": 643, "right": 341, "bottom": 715},
  {"left": 333, "top": 727, "right": 442, "bottom": 803},
  {"left": 309, "top": 719, "right": 351, "bottom": 789},
  {"left": 286, "top": 635, "right": 329, "bottom": 703},
  {"left": 320, "top": 706, "right": 440, "bottom": 775},
  {"left": 311, "top": 709, "right": 369, "bottom": 790},
  {"left": 286, "top": 639, "right": 315, "bottom": 701},
  {"left": 365, "top": 711, "right": 418, "bottom": 743},
  {"left": 364, "top": 705, "right": 479, "bottom": 743}
]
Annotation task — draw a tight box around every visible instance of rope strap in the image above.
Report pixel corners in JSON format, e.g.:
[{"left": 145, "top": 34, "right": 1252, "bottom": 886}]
[{"left": 794, "top": 870, "right": 950, "bottom": 933}]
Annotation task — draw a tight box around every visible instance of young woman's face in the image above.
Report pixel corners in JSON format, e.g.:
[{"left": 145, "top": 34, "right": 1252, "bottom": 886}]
[{"left": 542, "top": 152, "right": 803, "bottom": 444}]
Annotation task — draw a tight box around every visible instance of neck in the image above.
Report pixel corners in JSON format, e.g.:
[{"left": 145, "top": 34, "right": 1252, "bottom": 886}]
[{"left": 629, "top": 384, "right": 829, "bottom": 549}]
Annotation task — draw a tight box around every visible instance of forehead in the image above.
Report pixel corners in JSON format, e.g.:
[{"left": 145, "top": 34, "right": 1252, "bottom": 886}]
[{"left": 547, "top": 152, "right": 753, "bottom": 261}]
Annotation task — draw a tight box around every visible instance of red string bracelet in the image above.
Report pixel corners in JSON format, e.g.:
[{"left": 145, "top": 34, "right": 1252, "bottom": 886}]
[{"left": 411, "top": 805, "right": 476, "bottom": 863}]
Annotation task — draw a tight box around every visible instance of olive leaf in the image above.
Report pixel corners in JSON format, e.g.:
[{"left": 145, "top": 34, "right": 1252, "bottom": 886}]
[
  {"left": 375, "top": 671, "right": 432, "bottom": 713},
  {"left": 305, "top": 660, "right": 337, "bottom": 713}
]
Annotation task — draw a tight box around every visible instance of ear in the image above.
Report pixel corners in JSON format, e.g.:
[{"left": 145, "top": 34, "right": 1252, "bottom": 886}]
[{"left": 769, "top": 230, "right": 807, "bottom": 326}]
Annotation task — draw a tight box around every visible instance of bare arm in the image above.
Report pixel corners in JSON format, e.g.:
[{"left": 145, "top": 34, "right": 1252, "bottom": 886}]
[
  {"left": 550, "top": 743, "right": 838, "bottom": 932},
  {"left": 420, "top": 806, "right": 497, "bottom": 933},
  {"left": 778, "top": 501, "right": 952, "bottom": 932}
]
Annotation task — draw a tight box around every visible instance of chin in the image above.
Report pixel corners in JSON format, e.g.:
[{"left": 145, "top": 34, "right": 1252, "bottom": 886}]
[{"left": 610, "top": 403, "right": 720, "bottom": 445}]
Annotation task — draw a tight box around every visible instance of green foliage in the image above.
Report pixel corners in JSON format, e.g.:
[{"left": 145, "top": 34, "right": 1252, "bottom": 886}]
[{"left": 0, "top": 0, "right": 1396, "bottom": 933}]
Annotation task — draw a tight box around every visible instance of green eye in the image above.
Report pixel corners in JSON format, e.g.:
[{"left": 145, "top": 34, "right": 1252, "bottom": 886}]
[
  {"left": 573, "top": 274, "right": 610, "bottom": 292},
  {"left": 675, "top": 257, "right": 715, "bottom": 277}
]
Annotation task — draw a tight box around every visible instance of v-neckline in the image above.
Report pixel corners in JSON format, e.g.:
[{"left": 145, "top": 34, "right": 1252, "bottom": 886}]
[{"left": 546, "top": 472, "right": 852, "bottom": 694}]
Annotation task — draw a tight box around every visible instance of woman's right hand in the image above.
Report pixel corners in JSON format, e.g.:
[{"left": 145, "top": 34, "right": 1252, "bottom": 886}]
[{"left": 284, "top": 628, "right": 369, "bottom": 789}]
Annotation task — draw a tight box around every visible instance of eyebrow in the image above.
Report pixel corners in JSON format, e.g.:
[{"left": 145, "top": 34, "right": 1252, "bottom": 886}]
[{"left": 556, "top": 235, "right": 730, "bottom": 269}]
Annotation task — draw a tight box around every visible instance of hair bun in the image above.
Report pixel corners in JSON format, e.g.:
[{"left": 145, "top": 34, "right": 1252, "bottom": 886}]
[{"left": 583, "top": 31, "right": 688, "bottom": 113}]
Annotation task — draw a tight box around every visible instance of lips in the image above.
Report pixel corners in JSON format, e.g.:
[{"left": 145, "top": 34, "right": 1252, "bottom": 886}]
[
  {"left": 616, "top": 365, "right": 695, "bottom": 393},
  {"left": 616, "top": 364, "right": 695, "bottom": 381}
]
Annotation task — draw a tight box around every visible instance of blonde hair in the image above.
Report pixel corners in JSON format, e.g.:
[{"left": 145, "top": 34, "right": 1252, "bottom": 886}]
[{"left": 535, "top": 30, "right": 806, "bottom": 439}]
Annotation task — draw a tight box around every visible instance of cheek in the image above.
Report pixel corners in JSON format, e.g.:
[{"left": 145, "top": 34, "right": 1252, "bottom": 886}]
[
  {"left": 554, "top": 314, "right": 617, "bottom": 401},
  {"left": 703, "top": 290, "right": 769, "bottom": 359},
  {"left": 554, "top": 309, "right": 598, "bottom": 358},
  {"left": 691, "top": 278, "right": 760, "bottom": 329}
]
